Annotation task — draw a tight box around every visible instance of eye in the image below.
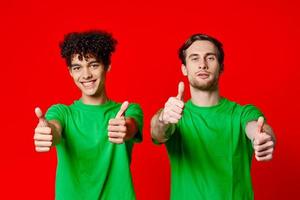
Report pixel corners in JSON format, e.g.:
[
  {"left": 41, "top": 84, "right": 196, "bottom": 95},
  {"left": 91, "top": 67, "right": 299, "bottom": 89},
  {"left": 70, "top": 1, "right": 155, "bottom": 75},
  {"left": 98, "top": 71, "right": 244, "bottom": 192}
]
[
  {"left": 207, "top": 56, "right": 216, "bottom": 61},
  {"left": 72, "top": 66, "right": 81, "bottom": 71},
  {"left": 191, "top": 57, "right": 199, "bottom": 61},
  {"left": 90, "top": 64, "right": 100, "bottom": 69}
]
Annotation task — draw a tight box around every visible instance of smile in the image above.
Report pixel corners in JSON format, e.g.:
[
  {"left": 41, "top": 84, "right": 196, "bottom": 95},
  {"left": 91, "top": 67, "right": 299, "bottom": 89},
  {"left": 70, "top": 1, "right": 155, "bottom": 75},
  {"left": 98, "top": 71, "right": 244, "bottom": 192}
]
[{"left": 81, "top": 80, "right": 97, "bottom": 88}]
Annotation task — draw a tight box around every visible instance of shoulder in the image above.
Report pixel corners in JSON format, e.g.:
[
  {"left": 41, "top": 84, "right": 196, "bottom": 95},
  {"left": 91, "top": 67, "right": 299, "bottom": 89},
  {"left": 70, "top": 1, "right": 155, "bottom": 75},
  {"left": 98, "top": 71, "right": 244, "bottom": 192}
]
[
  {"left": 48, "top": 103, "right": 70, "bottom": 113},
  {"left": 124, "top": 102, "right": 143, "bottom": 117},
  {"left": 45, "top": 103, "right": 71, "bottom": 121},
  {"left": 127, "top": 103, "right": 142, "bottom": 112},
  {"left": 222, "top": 98, "right": 260, "bottom": 113}
]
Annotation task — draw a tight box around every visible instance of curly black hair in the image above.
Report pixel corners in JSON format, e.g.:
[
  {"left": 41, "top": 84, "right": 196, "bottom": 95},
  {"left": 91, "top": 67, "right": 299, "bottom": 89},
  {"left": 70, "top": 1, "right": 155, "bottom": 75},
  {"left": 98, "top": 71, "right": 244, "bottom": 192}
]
[{"left": 59, "top": 30, "right": 117, "bottom": 70}]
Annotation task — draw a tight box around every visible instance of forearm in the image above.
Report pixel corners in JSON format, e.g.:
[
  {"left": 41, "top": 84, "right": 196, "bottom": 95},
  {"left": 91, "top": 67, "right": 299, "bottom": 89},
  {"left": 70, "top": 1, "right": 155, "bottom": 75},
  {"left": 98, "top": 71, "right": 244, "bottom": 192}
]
[
  {"left": 125, "top": 117, "right": 139, "bottom": 140},
  {"left": 245, "top": 121, "right": 257, "bottom": 141},
  {"left": 48, "top": 120, "right": 62, "bottom": 146},
  {"left": 150, "top": 109, "right": 175, "bottom": 143}
]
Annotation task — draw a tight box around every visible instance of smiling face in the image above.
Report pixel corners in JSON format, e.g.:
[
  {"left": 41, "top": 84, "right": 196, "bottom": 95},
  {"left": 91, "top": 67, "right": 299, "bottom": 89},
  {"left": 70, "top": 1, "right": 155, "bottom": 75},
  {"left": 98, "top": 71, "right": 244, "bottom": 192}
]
[
  {"left": 182, "top": 40, "right": 221, "bottom": 91},
  {"left": 69, "top": 54, "right": 109, "bottom": 99}
]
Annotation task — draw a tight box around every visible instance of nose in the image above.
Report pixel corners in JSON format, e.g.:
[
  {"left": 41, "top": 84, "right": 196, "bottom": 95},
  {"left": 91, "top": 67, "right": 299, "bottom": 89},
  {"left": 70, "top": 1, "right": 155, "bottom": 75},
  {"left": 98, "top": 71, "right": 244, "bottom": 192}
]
[
  {"left": 82, "top": 67, "right": 92, "bottom": 79},
  {"left": 198, "top": 58, "right": 208, "bottom": 70}
]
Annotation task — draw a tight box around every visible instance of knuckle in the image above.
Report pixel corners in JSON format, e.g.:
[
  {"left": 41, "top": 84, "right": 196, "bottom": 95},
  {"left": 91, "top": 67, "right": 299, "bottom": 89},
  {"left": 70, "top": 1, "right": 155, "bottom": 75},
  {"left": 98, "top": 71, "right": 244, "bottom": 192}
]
[
  {"left": 169, "top": 97, "right": 175, "bottom": 102},
  {"left": 165, "top": 101, "right": 170, "bottom": 107}
]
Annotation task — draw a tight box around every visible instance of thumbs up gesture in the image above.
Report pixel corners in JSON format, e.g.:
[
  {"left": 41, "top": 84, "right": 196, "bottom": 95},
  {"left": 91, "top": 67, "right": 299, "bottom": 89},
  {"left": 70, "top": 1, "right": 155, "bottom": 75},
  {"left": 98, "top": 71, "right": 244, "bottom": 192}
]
[
  {"left": 159, "top": 82, "right": 185, "bottom": 124},
  {"left": 252, "top": 116, "right": 275, "bottom": 161},
  {"left": 108, "top": 101, "right": 130, "bottom": 144},
  {"left": 34, "top": 107, "right": 52, "bottom": 152}
]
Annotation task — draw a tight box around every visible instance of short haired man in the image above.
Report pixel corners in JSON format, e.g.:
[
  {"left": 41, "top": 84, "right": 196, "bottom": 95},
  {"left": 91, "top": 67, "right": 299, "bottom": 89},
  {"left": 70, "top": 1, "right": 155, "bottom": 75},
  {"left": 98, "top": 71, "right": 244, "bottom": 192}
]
[
  {"left": 151, "top": 33, "right": 275, "bottom": 200},
  {"left": 34, "top": 30, "right": 143, "bottom": 200}
]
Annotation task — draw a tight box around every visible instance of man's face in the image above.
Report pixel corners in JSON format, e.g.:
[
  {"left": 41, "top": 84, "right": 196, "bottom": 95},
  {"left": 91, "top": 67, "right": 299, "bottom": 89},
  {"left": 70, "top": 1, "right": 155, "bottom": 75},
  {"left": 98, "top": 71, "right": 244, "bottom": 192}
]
[
  {"left": 182, "top": 40, "right": 221, "bottom": 91},
  {"left": 69, "top": 54, "right": 108, "bottom": 98}
]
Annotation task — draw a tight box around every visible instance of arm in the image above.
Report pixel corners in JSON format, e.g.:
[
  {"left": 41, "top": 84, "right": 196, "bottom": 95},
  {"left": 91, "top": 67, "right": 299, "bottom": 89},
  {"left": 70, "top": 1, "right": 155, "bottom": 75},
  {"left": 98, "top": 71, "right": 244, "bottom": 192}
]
[
  {"left": 151, "top": 109, "right": 176, "bottom": 143},
  {"left": 245, "top": 117, "right": 276, "bottom": 161},
  {"left": 151, "top": 82, "right": 185, "bottom": 143},
  {"left": 48, "top": 120, "right": 62, "bottom": 145},
  {"left": 108, "top": 101, "right": 140, "bottom": 144},
  {"left": 125, "top": 117, "right": 139, "bottom": 140}
]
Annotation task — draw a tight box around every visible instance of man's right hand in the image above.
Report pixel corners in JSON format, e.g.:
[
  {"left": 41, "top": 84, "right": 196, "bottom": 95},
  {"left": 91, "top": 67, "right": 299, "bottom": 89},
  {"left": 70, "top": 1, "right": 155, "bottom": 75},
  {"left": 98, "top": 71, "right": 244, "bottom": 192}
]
[
  {"left": 34, "top": 107, "right": 52, "bottom": 152},
  {"left": 159, "top": 82, "right": 185, "bottom": 124}
]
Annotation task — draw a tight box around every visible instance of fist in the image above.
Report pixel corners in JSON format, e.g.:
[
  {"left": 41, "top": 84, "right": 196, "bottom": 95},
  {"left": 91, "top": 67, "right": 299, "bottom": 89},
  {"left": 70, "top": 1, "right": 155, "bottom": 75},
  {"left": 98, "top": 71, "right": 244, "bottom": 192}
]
[
  {"left": 159, "top": 82, "right": 185, "bottom": 124},
  {"left": 108, "top": 101, "right": 129, "bottom": 144},
  {"left": 253, "top": 117, "right": 275, "bottom": 161},
  {"left": 34, "top": 107, "right": 52, "bottom": 152}
]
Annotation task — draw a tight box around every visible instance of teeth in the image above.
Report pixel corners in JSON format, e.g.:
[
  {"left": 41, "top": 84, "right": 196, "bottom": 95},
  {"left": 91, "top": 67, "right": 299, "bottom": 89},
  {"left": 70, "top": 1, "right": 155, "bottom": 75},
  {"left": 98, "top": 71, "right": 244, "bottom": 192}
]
[{"left": 82, "top": 81, "right": 94, "bottom": 87}]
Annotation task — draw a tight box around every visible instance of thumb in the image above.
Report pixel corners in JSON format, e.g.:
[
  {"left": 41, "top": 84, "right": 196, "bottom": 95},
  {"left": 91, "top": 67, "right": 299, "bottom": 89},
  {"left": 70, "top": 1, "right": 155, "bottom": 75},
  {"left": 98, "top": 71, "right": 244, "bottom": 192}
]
[
  {"left": 176, "top": 81, "right": 184, "bottom": 101},
  {"left": 116, "top": 101, "right": 129, "bottom": 118},
  {"left": 257, "top": 116, "right": 264, "bottom": 134},
  {"left": 35, "top": 107, "right": 48, "bottom": 127}
]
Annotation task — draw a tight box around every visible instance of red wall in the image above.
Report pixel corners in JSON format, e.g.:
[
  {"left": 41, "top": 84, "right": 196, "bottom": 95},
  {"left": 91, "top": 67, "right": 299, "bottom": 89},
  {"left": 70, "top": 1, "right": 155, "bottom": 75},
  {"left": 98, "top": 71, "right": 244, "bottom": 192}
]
[{"left": 1, "top": 0, "right": 299, "bottom": 199}]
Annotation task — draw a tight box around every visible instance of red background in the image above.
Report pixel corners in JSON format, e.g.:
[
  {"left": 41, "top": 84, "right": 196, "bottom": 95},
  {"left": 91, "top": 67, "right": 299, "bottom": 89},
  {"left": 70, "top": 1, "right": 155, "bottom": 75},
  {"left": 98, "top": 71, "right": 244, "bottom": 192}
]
[{"left": 1, "top": 0, "right": 299, "bottom": 199}]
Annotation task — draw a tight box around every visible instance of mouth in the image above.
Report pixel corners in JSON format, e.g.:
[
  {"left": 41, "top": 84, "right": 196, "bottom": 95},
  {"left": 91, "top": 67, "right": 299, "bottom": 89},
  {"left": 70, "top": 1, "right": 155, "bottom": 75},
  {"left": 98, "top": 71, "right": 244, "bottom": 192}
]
[
  {"left": 80, "top": 80, "right": 97, "bottom": 88},
  {"left": 196, "top": 72, "right": 210, "bottom": 79}
]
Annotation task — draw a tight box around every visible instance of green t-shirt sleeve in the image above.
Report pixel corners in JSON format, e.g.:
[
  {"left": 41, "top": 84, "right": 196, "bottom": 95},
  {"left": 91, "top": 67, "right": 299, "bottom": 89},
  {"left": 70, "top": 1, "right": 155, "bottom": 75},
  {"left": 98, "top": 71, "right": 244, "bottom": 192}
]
[
  {"left": 45, "top": 104, "right": 67, "bottom": 129},
  {"left": 125, "top": 103, "right": 144, "bottom": 143},
  {"left": 241, "top": 104, "right": 264, "bottom": 133}
]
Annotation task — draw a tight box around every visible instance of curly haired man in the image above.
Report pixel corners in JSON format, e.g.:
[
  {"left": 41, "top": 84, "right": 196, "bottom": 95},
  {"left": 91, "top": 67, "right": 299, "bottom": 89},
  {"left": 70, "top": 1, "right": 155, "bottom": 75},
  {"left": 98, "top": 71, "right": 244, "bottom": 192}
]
[{"left": 33, "top": 30, "right": 143, "bottom": 200}]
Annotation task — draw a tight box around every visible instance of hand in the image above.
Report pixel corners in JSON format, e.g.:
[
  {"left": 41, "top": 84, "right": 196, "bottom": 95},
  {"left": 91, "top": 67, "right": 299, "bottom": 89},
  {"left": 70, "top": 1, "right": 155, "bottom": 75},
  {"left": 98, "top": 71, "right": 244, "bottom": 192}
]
[
  {"left": 108, "top": 101, "right": 130, "bottom": 144},
  {"left": 253, "top": 117, "right": 275, "bottom": 161},
  {"left": 34, "top": 107, "right": 53, "bottom": 152},
  {"left": 159, "top": 82, "right": 185, "bottom": 124}
]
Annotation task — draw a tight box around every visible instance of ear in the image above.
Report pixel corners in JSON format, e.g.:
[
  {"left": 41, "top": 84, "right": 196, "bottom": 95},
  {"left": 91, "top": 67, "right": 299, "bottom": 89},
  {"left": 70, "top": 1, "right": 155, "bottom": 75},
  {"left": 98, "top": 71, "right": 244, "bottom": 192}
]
[{"left": 181, "top": 64, "right": 188, "bottom": 76}]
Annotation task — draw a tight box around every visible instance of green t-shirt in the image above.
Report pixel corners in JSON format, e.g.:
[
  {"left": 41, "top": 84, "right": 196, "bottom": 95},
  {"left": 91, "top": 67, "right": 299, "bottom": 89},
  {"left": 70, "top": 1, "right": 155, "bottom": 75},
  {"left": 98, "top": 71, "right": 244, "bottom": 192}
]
[
  {"left": 166, "top": 98, "right": 263, "bottom": 200},
  {"left": 45, "top": 100, "right": 143, "bottom": 200}
]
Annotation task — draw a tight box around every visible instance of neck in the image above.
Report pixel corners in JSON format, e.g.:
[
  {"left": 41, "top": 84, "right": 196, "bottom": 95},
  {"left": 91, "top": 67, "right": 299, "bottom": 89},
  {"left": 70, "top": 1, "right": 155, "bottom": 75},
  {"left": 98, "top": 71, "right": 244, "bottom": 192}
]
[
  {"left": 190, "top": 85, "right": 221, "bottom": 107},
  {"left": 81, "top": 89, "right": 108, "bottom": 105}
]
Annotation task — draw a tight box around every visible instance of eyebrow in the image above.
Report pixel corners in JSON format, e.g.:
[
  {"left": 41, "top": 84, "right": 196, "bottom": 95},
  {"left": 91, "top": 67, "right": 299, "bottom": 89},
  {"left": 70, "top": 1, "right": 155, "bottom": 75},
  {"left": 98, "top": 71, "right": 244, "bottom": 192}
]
[
  {"left": 205, "top": 53, "right": 217, "bottom": 57},
  {"left": 88, "top": 61, "right": 100, "bottom": 65},
  {"left": 70, "top": 64, "right": 81, "bottom": 68},
  {"left": 188, "top": 52, "right": 217, "bottom": 58},
  {"left": 188, "top": 54, "right": 200, "bottom": 58},
  {"left": 70, "top": 60, "right": 100, "bottom": 68}
]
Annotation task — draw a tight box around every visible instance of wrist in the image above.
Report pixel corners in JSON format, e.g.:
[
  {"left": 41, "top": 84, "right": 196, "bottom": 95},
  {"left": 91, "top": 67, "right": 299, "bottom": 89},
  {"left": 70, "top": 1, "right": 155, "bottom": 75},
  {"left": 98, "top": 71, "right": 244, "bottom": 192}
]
[{"left": 158, "top": 109, "right": 169, "bottom": 125}]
